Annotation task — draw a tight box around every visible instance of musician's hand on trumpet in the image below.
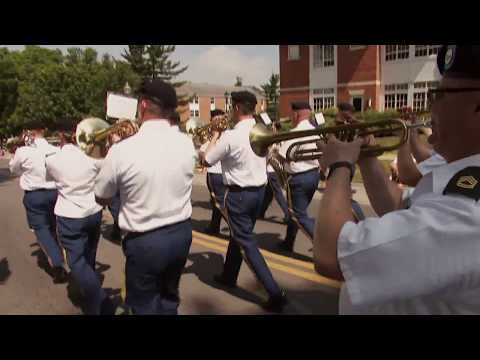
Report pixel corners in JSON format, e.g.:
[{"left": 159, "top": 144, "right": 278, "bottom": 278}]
[{"left": 317, "top": 135, "right": 367, "bottom": 171}]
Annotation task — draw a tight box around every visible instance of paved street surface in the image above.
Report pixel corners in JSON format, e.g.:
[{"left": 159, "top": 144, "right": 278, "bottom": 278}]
[{"left": 0, "top": 158, "right": 376, "bottom": 315}]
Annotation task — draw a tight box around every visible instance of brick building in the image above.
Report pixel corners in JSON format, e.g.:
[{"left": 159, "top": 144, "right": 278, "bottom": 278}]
[
  {"left": 176, "top": 82, "right": 267, "bottom": 124},
  {"left": 279, "top": 45, "right": 442, "bottom": 118}
]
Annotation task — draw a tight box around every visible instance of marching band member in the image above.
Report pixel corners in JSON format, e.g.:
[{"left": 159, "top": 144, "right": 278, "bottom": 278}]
[
  {"left": 95, "top": 79, "right": 196, "bottom": 315},
  {"left": 9, "top": 121, "right": 68, "bottom": 284},
  {"left": 313, "top": 45, "right": 480, "bottom": 314},
  {"left": 202, "top": 91, "right": 287, "bottom": 313},
  {"left": 199, "top": 109, "right": 227, "bottom": 236},
  {"left": 258, "top": 121, "right": 290, "bottom": 223},
  {"left": 276, "top": 102, "right": 321, "bottom": 252},
  {"left": 45, "top": 123, "right": 116, "bottom": 315}
]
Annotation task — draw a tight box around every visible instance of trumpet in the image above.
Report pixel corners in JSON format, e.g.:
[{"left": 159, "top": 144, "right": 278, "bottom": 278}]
[
  {"left": 76, "top": 118, "right": 139, "bottom": 159},
  {"left": 250, "top": 118, "right": 429, "bottom": 162}
]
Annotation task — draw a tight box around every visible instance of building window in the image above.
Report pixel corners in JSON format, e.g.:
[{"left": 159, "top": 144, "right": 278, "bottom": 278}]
[
  {"left": 413, "top": 81, "right": 439, "bottom": 111},
  {"left": 195, "top": 110, "right": 199, "bottom": 117},
  {"left": 288, "top": 45, "right": 300, "bottom": 60},
  {"left": 210, "top": 97, "right": 215, "bottom": 105},
  {"left": 415, "top": 45, "right": 441, "bottom": 57},
  {"left": 194, "top": 96, "right": 199, "bottom": 105},
  {"left": 349, "top": 45, "right": 367, "bottom": 51},
  {"left": 385, "top": 45, "right": 410, "bottom": 61},
  {"left": 190, "top": 110, "right": 194, "bottom": 117},
  {"left": 384, "top": 83, "right": 409, "bottom": 110},
  {"left": 313, "top": 45, "right": 335, "bottom": 68},
  {"left": 313, "top": 88, "right": 335, "bottom": 111}
]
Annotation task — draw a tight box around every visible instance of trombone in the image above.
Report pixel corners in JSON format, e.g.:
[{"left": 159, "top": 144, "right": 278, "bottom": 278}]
[{"left": 250, "top": 118, "right": 431, "bottom": 162}]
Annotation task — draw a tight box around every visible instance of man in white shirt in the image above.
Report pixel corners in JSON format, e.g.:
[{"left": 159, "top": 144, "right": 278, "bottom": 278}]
[
  {"left": 277, "top": 102, "right": 321, "bottom": 252},
  {"left": 199, "top": 109, "right": 227, "bottom": 235},
  {"left": 258, "top": 121, "right": 290, "bottom": 224},
  {"left": 9, "top": 122, "right": 68, "bottom": 284},
  {"left": 95, "top": 79, "right": 196, "bottom": 315},
  {"left": 202, "top": 91, "right": 287, "bottom": 312},
  {"left": 45, "top": 125, "right": 117, "bottom": 315},
  {"left": 313, "top": 45, "right": 480, "bottom": 315}
]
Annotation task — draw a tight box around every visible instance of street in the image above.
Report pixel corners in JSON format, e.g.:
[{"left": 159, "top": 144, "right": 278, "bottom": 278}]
[{"left": 0, "top": 158, "right": 375, "bottom": 315}]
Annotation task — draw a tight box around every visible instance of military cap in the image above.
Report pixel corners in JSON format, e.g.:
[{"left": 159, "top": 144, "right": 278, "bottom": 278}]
[
  {"left": 291, "top": 101, "right": 311, "bottom": 111},
  {"left": 139, "top": 78, "right": 178, "bottom": 109},
  {"left": 231, "top": 91, "right": 257, "bottom": 106},
  {"left": 437, "top": 45, "right": 480, "bottom": 79}
]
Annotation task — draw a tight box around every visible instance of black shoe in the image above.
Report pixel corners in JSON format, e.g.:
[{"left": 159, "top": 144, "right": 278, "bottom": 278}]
[
  {"left": 262, "top": 291, "right": 288, "bottom": 313},
  {"left": 52, "top": 266, "right": 69, "bottom": 284},
  {"left": 213, "top": 274, "right": 237, "bottom": 289},
  {"left": 276, "top": 241, "right": 293, "bottom": 253}
]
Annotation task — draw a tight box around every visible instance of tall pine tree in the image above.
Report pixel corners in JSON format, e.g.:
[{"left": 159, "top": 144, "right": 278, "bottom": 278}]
[{"left": 261, "top": 73, "right": 280, "bottom": 120}]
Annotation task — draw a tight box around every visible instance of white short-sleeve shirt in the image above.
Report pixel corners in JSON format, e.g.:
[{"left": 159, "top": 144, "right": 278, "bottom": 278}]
[
  {"left": 94, "top": 120, "right": 196, "bottom": 233},
  {"left": 279, "top": 119, "right": 320, "bottom": 174},
  {"left": 338, "top": 153, "right": 480, "bottom": 315},
  {"left": 205, "top": 118, "right": 267, "bottom": 187},
  {"left": 9, "top": 145, "right": 57, "bottom": 191},
  {"left": 45, "top": 144, "right": 103, "bottom": 218},
  {"left": 417, "top": 152, "right": 447, "bottom": 176},
  {"left": 200, "top": 141, "right": 222, "bottom": 174}
]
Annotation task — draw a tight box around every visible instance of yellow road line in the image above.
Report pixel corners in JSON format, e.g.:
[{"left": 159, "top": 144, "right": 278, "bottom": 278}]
[
  {"left": 192, "top": 237, "right": 341, "bottom": 289},
  {"left": 193, "top": 230, "right": 316, "bottom": 271}
]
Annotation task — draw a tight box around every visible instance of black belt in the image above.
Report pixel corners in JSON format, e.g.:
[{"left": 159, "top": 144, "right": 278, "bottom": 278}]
[
  {"left": 25, "top": 188, "right": 55, "bottom": 193},
  {"left": 288, "top": 168, "right": 319, "bottom": 177},
  {"left": 227, "top": 185, "right": 265, "bottom": 192}
]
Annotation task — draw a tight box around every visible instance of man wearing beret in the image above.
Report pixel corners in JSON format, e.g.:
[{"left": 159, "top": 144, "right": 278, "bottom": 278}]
[
  {"left": 313, "top": 45, "right": 480, "bottom": 314},
  {"left": 202, "top": 91, "right": 287, "bottom": 313},
  {"left": 199, "top": 109, "right": 228, "bottom": 235},
  {"left": 95, "top": 79, "right": 196, "bottom": 315},
  {"left": 9, "top": 120, "right": 68, "bottom": 284},
  {"left": 276, "top": 102, "right": 321, "bottom": 252}
]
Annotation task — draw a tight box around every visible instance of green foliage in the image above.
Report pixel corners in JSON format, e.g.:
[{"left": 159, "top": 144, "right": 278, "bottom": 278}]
[
  {"left": 261, "top": 73, "right": 279, "bottom": 120},
  {"left": 0, "top": 45, "right": 141, "bottom": 136}
]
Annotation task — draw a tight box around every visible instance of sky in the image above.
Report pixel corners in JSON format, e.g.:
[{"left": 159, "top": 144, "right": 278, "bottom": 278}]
[{"left": 2, "top": 45, "right": 279, "bottom": 87}]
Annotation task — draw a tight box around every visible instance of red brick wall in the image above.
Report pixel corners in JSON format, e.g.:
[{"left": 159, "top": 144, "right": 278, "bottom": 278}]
[
  {"left": 337, "top": 45, "right": 379, "bottom": 84},
  {"left": 279, "top": 90, "right": 310, "bottom": 118},
  {"left": 337, "top": 84, "right": 381, "bottom": 111},
  {"left": 279, "top": 45, "right": 310, "bottom": 88}
]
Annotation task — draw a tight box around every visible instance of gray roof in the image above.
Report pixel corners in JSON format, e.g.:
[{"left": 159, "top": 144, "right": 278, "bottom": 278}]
[{"left": 176, "top": 82, "right": 265, "bottom": 99}]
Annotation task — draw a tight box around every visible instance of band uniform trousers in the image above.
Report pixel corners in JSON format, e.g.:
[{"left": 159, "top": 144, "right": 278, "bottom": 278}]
[
  {"left": 284, "top": 169, "right": 321, "bottom": 249},
  {"left": 223, "top": 186, "right": 282, "bottom": 297},
  {"left": 108, "top": 192, "right": 121, "bottom": 228},
  {"left": 57, "top": 211, "right": 111, "bottom": 315},
  {"left": 23, "top": 189, "right": 65, "bottom": 268},
  {"left": 258, "top": 172, "right": 290, "bottom": 220},
  {"left": 122, "top": 219, "right": 193, "bottom": 315},
  {"left": 206, "top": 173, "right": 226, "bottom": 233}
]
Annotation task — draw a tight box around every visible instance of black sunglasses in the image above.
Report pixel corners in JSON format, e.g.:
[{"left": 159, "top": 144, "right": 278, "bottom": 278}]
[{"left": 428, "top": 87, "right": 480, "bottom": 105}]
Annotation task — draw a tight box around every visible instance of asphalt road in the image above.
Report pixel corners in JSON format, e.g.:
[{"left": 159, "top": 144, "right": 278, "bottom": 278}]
[{"left": 0, "top": 158, "right": 375, "bottom": 315}]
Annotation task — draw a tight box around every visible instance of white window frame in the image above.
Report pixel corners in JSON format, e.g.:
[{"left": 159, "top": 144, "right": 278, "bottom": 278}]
[
  {"left": 312, "top": 88, "right": 335, "bottom": 111},
  {"left": 288, "top": 45, "right": 300, "bottom": 61},
  {"left": 385, "top": 45, "right": 410, "bottom": 61},
  {"left": 210, "top": 97, "right": 215, "bottom": 111},
  {"left": 349, "top": 45, "right": 367, "bottom": 51},
  {"left": 413, "top": 81, "right": 439, "bottom": 111},
  {"left": 384, "top": 83, "right": 409, "bottom": 110},
  {"left": 313, "top": 45, "right": 335, "bottom": 68},
  {"left": 415, "top": 45, "right": 441, "bottom": 57}
]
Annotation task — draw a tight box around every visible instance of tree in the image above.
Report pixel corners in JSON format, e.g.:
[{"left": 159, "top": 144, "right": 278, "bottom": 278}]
[
  {"left": 235, "top": 76, "right": 243, "bottom": 87},
  {"left": 261, "top": 73, "right": 280, "bottom": 120},
  {"left": 122, "top": 45, "right": 188, "bottom": 88},
  {"left": 0, "top": 50, "right": 19, "bottom": 136}
]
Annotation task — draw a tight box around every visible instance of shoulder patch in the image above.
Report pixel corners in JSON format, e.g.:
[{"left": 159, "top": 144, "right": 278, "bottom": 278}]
[{"left": 443, "top": 167, "right": 480, "bottom": 201}]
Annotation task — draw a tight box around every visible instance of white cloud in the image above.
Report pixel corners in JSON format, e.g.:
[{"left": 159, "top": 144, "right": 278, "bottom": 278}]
[{"left": 177, "top": 45, "right": 276, "bottom": 87}]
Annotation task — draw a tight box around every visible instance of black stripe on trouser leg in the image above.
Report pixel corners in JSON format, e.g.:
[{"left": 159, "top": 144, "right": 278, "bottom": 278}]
[{"left": 223, "top": 188, "right": 282, "bottom": 298}]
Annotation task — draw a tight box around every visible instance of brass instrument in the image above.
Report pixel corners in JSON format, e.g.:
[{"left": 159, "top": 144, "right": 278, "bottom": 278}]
[
  {"left": 249, "top": 119, "right": 428, "bottom": 162},
  {"left": 76, "top": 117, "right": 139, "bottom": 159},
  {"left": 192, "top": 115, "right": 231, "bottom": 145}
]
